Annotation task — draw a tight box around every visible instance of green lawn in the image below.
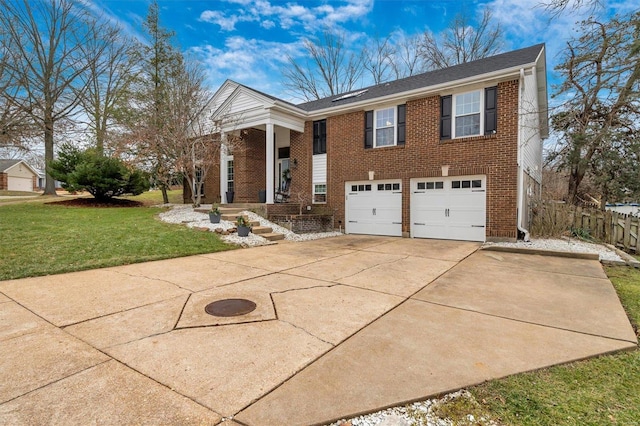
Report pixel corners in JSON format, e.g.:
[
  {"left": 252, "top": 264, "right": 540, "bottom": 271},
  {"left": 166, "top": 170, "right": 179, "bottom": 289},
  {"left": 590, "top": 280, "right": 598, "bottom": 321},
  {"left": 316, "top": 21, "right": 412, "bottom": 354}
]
[
  {"left": 0, "top": 195, "right": 233, "bottom": 280},
  {"left": 463, "top": 265, "right": 640, "bottom": 426}
]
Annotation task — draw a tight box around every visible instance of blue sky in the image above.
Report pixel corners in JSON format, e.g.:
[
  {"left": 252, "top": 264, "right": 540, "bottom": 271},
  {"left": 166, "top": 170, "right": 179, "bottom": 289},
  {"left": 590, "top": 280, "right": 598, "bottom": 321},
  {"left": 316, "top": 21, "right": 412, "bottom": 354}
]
[{"left": 93, "top": 0, "right": 632, "bottom": 102}]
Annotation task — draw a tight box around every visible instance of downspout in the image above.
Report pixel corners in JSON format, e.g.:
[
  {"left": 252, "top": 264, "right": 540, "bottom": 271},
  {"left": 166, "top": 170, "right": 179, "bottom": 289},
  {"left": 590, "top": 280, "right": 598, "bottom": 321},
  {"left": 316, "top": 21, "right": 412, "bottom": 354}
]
[{"left": 517, "top": 68, "right": 530, "bottom": 241}]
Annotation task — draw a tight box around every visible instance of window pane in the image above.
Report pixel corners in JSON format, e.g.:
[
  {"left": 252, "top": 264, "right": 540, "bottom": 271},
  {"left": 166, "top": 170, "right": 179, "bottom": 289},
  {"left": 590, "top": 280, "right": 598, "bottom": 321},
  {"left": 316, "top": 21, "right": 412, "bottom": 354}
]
[
  {"left": 392, "top": 183, "right": 400, "bottom": 190},
  {"left": 435, "top": 181, "right": 444, "bottom": 189},
  {"left": 358, "top": 185, "right": 365, "bottom": 191},
  {"left": 385, "top": 183, "right": 392, "bottom": 190},
  {"left": 375, "top": 107, "right": 395, "bottom": 128},
  {"left": 376, "top": 127, "right": 394, "bottom": 146},
  {"left": 417, "top": 182, "right": 425, "bottom": 190},
  {"left": 455, "top": 91, "right": 480, "bottom": 115},
  {"left": 462, "top": 180, "right": 471, "bottom": 188},
  {"left": 452, "top": 181, "right": 461, "bottom": 189},
  {"left": 352, "top": 185, "right": 357, "bottom": 191},
  {"left": 365, "top": 184, "right": 371, "bottom": 191},
  {"left": 472, "top": 180, "right": 482, "bottom": 188},
  {"left": 314, "top": 194, "right": 327, "bottom": 203},
  {"left": 455, "top": 114, "right": 480, "bottom": 137},
  {"left": 378, "top": 184, "right": 384, "bottom": 190},
  {"left": 426, "top": 182, "right": 434, "bottom": 189}
]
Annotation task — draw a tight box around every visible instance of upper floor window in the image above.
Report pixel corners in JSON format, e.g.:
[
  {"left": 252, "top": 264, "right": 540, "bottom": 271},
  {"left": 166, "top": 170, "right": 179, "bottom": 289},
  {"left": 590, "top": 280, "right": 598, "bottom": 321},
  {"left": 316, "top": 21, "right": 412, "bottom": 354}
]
[
  {"left": 364, "top": 104, "right": 406, "bottom": 149},
  {"left": 313, "top": 119, "right": 326, "bottom": 154},
  {"left": 454, "top": 91, "right": 481, "bottom": 137},
  {"left": 440, "top": 86, "right": 497, "bottom": 140}
]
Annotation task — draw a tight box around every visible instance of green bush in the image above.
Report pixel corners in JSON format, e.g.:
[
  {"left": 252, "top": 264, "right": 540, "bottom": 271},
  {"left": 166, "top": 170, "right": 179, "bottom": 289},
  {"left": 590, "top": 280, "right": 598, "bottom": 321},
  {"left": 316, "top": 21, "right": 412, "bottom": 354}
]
[{"left": 48, "top": 144, "right": 150, "bottom": 200}]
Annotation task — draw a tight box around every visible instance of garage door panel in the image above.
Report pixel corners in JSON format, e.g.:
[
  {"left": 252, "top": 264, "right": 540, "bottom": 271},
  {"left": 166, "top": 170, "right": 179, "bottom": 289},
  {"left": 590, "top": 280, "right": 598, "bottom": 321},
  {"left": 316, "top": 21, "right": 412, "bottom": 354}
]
[
  {"left": 8, "top": 177, "right": 32, "bottom": 192},
  {"left": 346, "top": 181, "right": 402, "bottom": 237},
  {"left": 411, "top": 176, "right": 486, "bottom": 242}
]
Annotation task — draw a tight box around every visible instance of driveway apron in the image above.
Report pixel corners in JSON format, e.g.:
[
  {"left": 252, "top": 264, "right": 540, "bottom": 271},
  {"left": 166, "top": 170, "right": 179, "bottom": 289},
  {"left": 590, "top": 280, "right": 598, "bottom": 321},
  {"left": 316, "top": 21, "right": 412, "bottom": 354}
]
[{"left": 0, "top": 236, "right": 636, "bottom": 425}]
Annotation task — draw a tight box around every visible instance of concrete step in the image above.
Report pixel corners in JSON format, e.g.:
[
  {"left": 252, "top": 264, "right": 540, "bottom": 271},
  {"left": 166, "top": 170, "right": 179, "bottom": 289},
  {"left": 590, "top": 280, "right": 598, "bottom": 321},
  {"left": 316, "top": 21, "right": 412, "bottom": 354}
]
[
  {"left": 219, "top": 207, "right": 245, "bottom": 215},
  {"left": 251, "top": 226, "right": 273, "bottom": 235},
  {"left": 261, "top": 232, "right": 285, "bottom": 241}
]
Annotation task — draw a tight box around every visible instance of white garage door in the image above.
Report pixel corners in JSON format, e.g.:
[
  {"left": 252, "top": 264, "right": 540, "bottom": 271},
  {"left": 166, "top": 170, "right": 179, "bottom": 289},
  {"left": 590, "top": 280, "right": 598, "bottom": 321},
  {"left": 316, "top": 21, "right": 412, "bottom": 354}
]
[
  {"left": 345, "top": 180, "right": 402, "bottom": 237},
  {"left": 411, "top": 175, "right": 486, "bottom": 242},
  {"left": 8, "top": 176, "right": 33, "bottom": 192}
]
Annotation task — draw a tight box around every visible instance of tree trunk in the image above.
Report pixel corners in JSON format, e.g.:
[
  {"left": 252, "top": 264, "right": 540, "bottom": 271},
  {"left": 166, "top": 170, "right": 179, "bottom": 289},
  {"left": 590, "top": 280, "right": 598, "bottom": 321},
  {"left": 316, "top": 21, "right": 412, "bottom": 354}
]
[
  {"left": 161, "top": 185, "right": 169, "bottom": 204},
  {"left": 567, "top": 167, "right": 585, "bottom": 205},
  {"left": 43, "top": 113, "right": 57, "bottom": 196}
]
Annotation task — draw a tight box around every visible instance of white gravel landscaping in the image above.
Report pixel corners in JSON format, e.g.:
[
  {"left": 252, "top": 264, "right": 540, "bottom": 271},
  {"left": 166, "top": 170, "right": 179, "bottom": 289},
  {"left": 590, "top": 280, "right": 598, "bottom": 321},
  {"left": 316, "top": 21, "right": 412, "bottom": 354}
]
[
  {"left": 483, "top": 238, "right": 624, "bottom": 262},
  {"left": 158, "top": 205, "right": 342, "bottom": 247}
]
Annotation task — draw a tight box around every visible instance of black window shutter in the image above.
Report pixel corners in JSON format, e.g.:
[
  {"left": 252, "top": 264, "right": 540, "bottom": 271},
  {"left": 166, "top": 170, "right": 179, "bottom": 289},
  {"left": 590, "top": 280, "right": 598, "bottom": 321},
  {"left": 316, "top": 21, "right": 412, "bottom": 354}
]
[
  {"left": 485, "top": 86, "right": 497, "bottom": 135},
  {"left": 397, "top": 104, "right": 406, "bottom": 146},
  {"left": 313, "top": 120, "right": 327, "bottom": 154},
  {"left": 320, "top": 119, "right": 326, "bottom": 154},
  {"left": 440, "top": 95, "right": 452, "bottom": 140},
  {"left": 364, "top": 110, "right": 373, "bottom": 149}
]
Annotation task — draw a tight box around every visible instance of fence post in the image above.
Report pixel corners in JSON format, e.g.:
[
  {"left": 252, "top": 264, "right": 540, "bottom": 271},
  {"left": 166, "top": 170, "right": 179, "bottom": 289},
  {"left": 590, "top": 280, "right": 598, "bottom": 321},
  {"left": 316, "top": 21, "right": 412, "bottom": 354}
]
[{"left": 623, "top": 214, "right": 632, "bottom": 251}]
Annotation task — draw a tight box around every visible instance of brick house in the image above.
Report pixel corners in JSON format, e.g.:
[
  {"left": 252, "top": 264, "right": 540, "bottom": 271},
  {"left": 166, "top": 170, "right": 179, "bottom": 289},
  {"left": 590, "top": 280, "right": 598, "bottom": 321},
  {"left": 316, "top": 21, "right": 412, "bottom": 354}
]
[
  {"left": 190, "top": 44, "right": 548, "bottom": 242},
  {"left": 0, "top": 159, "right": 38, "bottom": 192}
]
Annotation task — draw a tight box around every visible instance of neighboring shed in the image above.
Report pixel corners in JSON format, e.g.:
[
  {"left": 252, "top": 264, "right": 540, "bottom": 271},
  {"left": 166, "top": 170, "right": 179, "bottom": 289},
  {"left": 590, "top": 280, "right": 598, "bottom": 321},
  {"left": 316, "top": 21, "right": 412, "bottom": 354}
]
[{"left": 0, "top": 159, "right": 38, "bottom": 192}]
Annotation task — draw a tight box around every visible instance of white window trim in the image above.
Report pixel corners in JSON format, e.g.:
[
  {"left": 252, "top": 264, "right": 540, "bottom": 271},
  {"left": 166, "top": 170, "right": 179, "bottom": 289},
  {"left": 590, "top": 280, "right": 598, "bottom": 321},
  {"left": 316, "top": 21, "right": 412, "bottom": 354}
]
[
  {"left": 452, "top": 89, "right": 484, "bottom": 139},
  {"left": 374, "top": 106, "right": 397, "bottom": 148},
  {"left": 313, "top": 183, "right": 327, "bottom": 204}
]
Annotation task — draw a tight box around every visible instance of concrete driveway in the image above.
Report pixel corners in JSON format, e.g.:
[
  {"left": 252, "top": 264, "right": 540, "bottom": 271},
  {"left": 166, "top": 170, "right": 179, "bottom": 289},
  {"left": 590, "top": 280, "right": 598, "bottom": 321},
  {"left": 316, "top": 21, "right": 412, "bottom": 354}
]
[{"left": 0, "top": 236, "right": 636, "bottom": 425}]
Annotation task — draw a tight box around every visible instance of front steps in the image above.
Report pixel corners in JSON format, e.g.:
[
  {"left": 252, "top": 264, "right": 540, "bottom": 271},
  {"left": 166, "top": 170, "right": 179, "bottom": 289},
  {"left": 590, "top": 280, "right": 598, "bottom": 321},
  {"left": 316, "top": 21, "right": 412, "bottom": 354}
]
[{"left": 195, "top": 205, "right": 285, "bottom": 242}]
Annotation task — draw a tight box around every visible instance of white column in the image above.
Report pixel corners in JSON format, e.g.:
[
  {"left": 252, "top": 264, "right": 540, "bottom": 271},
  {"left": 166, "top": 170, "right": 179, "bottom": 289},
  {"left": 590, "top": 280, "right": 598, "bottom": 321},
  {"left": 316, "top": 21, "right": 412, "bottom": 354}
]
[
  {"left": 220, "top": 138, "right": 227, "bottom": 203},
  {"left": 266, "top": 123, "right": 275, "bottom": 204}
]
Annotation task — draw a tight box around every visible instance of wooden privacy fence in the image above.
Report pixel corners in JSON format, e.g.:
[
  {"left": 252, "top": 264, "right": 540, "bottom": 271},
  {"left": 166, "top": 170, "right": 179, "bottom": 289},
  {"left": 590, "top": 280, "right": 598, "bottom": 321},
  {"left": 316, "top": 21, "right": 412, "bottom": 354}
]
[{"left": 532, "top": 202, "right": 640, "bottom": 253}]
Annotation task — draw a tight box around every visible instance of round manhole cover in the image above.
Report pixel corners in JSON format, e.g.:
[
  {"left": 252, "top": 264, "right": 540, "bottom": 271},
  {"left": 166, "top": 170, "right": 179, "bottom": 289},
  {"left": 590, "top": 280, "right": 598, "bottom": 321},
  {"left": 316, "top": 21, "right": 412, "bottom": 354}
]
[{"left": 204, "top": 298, "right": 257, "bottom": 317}]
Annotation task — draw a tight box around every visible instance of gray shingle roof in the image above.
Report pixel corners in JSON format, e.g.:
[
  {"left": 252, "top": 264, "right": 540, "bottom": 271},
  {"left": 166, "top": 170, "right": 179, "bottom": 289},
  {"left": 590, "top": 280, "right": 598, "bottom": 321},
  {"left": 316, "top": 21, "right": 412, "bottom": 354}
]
[
  {"left": 296, "top": 43, "right": 545, "bottom": 112},
  {"left": 0, "top": 159, "right": 21, "bottom": 172}
]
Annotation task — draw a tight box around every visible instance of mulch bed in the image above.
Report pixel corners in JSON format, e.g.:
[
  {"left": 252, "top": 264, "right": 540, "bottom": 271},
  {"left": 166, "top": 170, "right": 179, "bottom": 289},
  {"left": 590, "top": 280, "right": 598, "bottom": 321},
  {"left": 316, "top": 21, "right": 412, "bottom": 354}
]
[{"left": 47, "top": 197, "right": 144, "bottom": 208}]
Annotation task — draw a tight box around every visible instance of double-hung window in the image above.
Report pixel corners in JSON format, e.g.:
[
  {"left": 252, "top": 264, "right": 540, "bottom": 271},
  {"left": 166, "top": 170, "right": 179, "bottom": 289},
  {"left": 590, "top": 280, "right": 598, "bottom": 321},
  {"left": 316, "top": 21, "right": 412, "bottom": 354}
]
[
  {"left": 440, "top": 86, "right": 497, "bottom": 140},
  {"left": 364, "top": 104, "right": 406, "bottom": 148}
]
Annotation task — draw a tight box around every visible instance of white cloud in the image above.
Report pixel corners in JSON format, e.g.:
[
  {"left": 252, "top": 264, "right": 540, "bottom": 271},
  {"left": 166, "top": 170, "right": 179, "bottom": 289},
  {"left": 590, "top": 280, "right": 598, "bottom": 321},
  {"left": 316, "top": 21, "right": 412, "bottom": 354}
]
[
  {"left": 199, "top": 0, "right": 373, "bottom": 33},
  {"left": 190, "top": 37, "right": 305, "bottom": 100}
]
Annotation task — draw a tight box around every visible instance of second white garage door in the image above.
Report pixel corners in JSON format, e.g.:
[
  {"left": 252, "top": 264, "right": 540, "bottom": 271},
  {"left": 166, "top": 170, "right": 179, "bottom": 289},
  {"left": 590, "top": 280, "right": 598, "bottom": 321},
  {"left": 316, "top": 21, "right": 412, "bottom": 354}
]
[
  {"left": 345, "top": 180, "right": 402, "bottom": 237},
  {"left": 411, "top": 175, "right": 486, "bottom": 242}
]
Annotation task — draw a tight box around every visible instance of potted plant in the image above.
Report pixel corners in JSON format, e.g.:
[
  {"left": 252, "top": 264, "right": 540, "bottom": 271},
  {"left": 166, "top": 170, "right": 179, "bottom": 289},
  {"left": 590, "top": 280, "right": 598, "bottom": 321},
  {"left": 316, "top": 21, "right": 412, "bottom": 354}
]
[
  {"left": 209, "top": 204, "right": 221, "bottom": 223},
  {"left": 236, "top": 215, "right": 251, "bottom": 237}
]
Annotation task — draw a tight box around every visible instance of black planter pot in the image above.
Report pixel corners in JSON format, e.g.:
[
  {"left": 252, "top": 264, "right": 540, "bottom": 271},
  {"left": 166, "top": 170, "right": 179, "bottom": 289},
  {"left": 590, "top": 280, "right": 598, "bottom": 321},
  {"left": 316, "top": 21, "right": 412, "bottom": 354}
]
[
  {"left": 209, "top": 212, "right": 221, "bottom": 223},
  {"left": 237, "top": 225, "right": 250, "bottom": 237},
  {"left": 226, "top": 191, "right": 234, "bottom": 204}
]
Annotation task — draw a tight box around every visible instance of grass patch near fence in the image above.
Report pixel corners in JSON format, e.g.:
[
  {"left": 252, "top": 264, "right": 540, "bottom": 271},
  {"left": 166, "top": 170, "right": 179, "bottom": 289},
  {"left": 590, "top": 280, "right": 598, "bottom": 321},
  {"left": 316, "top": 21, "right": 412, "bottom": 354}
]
[
  {"left": 0, "top": 199, "right": 233, "bottom": 280},
  {"left": 458, "top": 265, "right": 640, "bottom": 426}
]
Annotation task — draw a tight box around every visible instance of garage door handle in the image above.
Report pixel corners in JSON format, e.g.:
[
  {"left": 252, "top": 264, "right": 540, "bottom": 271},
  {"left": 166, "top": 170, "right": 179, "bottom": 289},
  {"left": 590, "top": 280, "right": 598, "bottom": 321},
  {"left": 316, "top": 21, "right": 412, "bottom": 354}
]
[
  {"left": 392, "top": 222, "right": 402, "bottom": 224},
  {"left": 471, "top": 225, "right": 485, "bottom": 228},
  {"left": 414, "top": 222, "right": 426, "bottom": 226},
  {"left": 414, "top": 191, "right": 425, "bottom": 194},
  {"left": 349, "top": 220, "right": 357, "bottom": 223}
]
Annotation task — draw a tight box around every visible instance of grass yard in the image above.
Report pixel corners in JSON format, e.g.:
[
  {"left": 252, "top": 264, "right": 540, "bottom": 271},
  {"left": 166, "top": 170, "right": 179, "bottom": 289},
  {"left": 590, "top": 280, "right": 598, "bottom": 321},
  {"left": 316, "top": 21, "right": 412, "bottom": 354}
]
[
  {"left": 458, "top": 265, "right": 640, "bottom": 426},
  {"left": 0, "top": 194, "right": 233, "bottom": 280}
]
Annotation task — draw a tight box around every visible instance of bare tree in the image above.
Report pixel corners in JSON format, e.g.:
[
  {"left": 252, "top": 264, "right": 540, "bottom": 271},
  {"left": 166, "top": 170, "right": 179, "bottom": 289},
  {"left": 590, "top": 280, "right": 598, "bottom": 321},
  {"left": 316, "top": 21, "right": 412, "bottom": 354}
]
[
  {"left": 0, "top": 0, "right": 109, "bottom": 195},
  {"left": 549, "top": 12, "right": 640, "bottom": 205},
  {"left": 76, "top": 22, "right": 138, "bottom": 155},
  {"left": 284, "top": 30, "right": 365, "bottom": 101},
  {"left": 389, "top": 33, "right": 425, "bottom": 79},
  {"left": 541, "top": 0, "right": 603, "bottom": 17},
  {"left": 420, "top": 8, "right": 504, "bottom": 70},
  {"left": 363, "top": 35, "right": 394, "bottom": 85}
]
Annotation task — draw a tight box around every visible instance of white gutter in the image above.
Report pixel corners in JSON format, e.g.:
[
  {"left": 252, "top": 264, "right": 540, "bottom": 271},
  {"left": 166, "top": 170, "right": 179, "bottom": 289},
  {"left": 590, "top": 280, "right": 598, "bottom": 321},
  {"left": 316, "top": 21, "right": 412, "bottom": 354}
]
[{"left": 517, "top": 68, "right": 530, "bottom": 241}]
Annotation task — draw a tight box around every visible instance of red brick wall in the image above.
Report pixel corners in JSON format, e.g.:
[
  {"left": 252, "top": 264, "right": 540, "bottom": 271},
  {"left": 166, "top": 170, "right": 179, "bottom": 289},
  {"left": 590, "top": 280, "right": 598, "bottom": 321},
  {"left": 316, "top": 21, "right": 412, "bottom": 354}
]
[
  {"left": 234, "top": 128, "right": 267, "bottom": 203},
  {"left": 183, "top": 164, "right": 222, "bottom": 205},
  {"left": 0, "top": 173, "right": 7, "bottom": 190},
  {"left": 290, "top": 79, "right": 520, "bottom": 240}
]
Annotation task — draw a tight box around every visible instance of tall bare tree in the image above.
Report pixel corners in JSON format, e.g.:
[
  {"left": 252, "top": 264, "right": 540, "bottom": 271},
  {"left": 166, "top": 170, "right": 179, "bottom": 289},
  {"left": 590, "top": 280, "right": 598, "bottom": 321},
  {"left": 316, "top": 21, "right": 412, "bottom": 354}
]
[
  {"left": 549, "top": 12, "right": 640, "bottom": 205},
  {"left": 284, "top": 30, "right": 364, "bottom": 101},
  {"left": 363, "top": 35, "right": 394, "bottom": 85},
  {"left": 389, "top": 34, "right": 426, "bottom": 79},
  {"left": 420, "top": 8, "right": 504, "bottom": 70},
  {"left": 76, "top": 22, "right": 137, "bottom": 155},
  {"left": 0, "top": 0, "right": 108, "bottom": 195}
]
